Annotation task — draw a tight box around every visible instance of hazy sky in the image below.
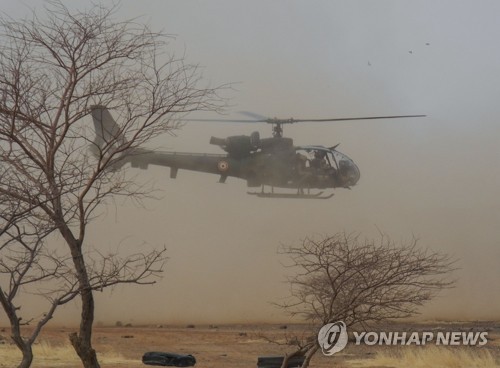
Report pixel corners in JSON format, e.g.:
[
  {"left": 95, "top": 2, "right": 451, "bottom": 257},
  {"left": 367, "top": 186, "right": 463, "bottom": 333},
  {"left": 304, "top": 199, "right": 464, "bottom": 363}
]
[{"left": 2, "top": 0, "right": 500, "bottom": 324}]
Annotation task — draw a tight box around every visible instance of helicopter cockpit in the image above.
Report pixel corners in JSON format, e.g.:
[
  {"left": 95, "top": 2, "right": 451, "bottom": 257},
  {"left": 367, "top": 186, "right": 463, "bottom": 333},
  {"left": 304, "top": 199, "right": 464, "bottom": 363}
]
[
  {"left": 296, "top": 146, "right": 360, "bottom": 188},
  {"left": 332, "top": 149, "right": 360, "bottom": 187}
]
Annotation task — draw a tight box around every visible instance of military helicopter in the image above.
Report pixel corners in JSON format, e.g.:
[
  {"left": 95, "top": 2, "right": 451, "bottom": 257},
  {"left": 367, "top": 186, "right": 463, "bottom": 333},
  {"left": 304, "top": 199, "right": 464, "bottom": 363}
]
[{"left": 91, "top": 107, "right": 424, "bottom": 199}]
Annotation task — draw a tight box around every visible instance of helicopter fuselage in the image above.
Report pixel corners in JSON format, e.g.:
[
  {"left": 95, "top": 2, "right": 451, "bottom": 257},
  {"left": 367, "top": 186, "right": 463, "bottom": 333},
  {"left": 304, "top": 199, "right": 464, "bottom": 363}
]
[{"left": 124, "top": 138, "right": 360, "bottom": 192}]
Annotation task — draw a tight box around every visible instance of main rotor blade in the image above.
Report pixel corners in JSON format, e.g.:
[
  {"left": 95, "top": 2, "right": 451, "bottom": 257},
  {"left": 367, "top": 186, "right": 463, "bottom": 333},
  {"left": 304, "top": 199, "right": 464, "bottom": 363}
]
[
  {"left": 179, "top": 114, "right": 426, "bottom": 124},
  {"left": 178, "top": 118, "right": 265, "bottom": 123},
  {"left": 291, "top": 115, "right": 426, "bottom": 123},
  {"left": 238, "top": 111, "right": 268, "bottom": 120}
]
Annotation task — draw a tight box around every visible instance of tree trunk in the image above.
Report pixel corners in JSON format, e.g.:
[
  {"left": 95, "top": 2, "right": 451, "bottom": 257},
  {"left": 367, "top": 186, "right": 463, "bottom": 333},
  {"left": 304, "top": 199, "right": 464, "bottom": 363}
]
[
  {"left": 68, "top": 272, "right": 100, "bottom": 368},
  {"left": 301, "top": 345, "right": 319, "bottom": 368},
  {"left": 17, "top": 345, "right": 34, "bottom": 368},
  {"left": 69, "top": 331, "right": 100, "bottom": 368},
  {"left": 62, "top": 226, "right": 100, "bottom": 368},
  {"left": 279, "top": 348, "right": 305, "bottom": 368},
  {"left": 0, "top": 294, "right": 34, "bottom": 368},
  {"left": 280, "top": 353, "right": 292, "bottom": 368}
]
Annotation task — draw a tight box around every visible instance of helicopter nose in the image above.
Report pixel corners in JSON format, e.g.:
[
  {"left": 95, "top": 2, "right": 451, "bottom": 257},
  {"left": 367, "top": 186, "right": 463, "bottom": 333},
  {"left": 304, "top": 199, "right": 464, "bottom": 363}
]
[
  {"left": 338, "top": 160, "right": 360, "bottom": 187},
  {"left": 348, "top": 163, "right": 360, "bottom": 186}
]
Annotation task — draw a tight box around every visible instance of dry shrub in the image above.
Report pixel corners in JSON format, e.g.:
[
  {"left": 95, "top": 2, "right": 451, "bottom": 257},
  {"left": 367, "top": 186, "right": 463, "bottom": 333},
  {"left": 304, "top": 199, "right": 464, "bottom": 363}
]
[
  {"left": 0, "top": 340, "right": 131, "bottom": 367},
  {"left": 351, "top": 346, "right": 499, "bottom": 368}
]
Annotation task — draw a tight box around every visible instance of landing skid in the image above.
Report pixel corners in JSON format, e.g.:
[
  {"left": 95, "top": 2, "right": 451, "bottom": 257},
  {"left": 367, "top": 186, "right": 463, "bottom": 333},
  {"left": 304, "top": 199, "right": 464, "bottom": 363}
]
[{"left": 247, "top": 189, "right": 334, "bottom": 199}]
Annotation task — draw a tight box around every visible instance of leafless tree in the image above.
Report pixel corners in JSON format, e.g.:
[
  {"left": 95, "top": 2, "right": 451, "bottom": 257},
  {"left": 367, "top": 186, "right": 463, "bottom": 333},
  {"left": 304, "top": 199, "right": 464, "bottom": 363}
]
[
  {"left": 0, "top": 203, "right": 73, "bottom": 368},
  {"left": 0, "top": 203, "right": 166, "bottom": 368},
  {"left": 274, "top": 232, "right": 456, "bottom": 368},
  {"left": 0, "top": 1, "right": 223, "bottom": 367}
]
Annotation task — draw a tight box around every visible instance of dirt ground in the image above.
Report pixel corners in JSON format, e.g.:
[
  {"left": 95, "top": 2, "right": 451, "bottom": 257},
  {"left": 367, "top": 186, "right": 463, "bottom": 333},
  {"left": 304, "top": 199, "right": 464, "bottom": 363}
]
[{"left": 1, "top": 322, "right": 499, "bottom": 367}]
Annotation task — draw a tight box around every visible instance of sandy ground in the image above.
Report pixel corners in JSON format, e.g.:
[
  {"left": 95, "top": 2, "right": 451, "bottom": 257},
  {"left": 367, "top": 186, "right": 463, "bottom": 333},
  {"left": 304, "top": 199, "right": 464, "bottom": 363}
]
[{"left": 1, "top": 322, "right": 499, "bottom": 367}]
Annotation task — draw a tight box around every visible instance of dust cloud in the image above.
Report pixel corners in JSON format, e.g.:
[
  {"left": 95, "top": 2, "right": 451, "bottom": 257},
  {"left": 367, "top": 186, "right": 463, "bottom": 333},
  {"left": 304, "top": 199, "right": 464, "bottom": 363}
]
[{"left": 2, "top": 0, "right": 500, "bottom": 326}]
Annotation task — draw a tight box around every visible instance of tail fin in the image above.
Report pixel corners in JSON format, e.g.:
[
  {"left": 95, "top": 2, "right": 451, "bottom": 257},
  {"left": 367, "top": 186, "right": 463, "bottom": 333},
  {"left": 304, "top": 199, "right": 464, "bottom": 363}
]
[{"left": 90, "top": 105, "right": 126, "bottom": 152}]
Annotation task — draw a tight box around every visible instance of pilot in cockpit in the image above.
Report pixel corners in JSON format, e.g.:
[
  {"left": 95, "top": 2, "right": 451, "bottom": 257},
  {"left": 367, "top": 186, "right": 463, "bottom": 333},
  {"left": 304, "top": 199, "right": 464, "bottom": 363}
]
[{"left": 310, "top": 150, "right": 328, "bottom": 170}]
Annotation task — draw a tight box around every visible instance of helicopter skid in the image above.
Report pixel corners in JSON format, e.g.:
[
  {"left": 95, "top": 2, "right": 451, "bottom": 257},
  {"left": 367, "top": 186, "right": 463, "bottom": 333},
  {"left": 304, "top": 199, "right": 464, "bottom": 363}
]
[{"left": 247, "top": 190, "right": 334, "bottom": 199}]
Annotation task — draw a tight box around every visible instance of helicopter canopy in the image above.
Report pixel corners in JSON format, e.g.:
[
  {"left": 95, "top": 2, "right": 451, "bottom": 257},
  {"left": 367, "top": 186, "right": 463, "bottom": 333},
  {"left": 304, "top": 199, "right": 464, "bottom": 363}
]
[{"left": 296, "top": 145, "right": 360, "bottom": 187}]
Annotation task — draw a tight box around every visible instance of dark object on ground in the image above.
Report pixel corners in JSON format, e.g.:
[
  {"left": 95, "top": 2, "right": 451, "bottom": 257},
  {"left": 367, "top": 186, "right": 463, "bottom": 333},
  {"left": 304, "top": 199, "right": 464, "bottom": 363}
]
[
  {"left": 257, "top": 356, "right": 305, "bottom": 368},
  {"left": 142, "top": 352, "right": 196, "bottom": 367}
]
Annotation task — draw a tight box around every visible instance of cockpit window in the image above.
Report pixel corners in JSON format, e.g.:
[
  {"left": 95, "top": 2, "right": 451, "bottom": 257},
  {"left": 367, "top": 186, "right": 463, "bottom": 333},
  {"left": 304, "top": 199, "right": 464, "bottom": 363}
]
[
  {"left": 295, "top": 146, "right": 360, "bottom": 187},
  {"left": 296, "top": 148, "right": 333, "bottom": 169},
  {"left": 332, "top": 151, "right": 360, "bottom": 186}
]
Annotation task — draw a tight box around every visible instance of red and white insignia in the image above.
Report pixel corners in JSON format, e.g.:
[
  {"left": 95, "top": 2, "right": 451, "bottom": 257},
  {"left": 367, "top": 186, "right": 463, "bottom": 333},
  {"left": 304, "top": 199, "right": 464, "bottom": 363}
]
[{"left": 217, "top": 160, "right": 229, "bottom": 172}]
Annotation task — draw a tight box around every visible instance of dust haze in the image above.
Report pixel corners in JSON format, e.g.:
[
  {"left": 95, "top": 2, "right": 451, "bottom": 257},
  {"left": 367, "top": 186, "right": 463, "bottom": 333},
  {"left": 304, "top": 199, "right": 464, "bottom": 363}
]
[{"left": 2, "top": 0, "right": 500, "bottom": 325}]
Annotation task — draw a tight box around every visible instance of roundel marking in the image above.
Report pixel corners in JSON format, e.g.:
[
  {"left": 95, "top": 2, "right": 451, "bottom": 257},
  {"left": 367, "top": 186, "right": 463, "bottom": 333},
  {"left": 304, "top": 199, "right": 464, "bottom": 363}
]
[{"left": 217, "top": 160, "right": 229, "bottom": 172}]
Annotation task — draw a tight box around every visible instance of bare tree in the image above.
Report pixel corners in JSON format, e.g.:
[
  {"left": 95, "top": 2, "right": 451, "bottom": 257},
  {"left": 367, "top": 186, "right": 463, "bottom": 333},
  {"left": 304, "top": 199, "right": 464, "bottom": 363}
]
[
  {"left": 0, "top": 203, "right": 165, "bottom": 368},
  {"left": 0, "top": 204, "right": 74, "bottom": 368},
  {"left": 274, "top": 232, "right": 456, "bottom": 368},
  {"left": 0, "top": 1, "right": 223, "bottom": 367}
]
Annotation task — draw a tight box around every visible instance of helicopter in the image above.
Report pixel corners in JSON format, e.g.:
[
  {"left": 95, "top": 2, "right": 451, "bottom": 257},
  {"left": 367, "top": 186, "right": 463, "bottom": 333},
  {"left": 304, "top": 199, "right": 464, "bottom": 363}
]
[{"left": 91, "top": 106, "right": 424, "bottom": 199}]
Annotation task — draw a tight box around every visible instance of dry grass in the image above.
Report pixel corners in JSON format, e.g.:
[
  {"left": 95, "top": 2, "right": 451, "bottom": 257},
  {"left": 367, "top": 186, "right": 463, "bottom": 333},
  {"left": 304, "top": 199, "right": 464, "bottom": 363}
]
[
  {"left": 0, "top": 340, "right": 131, "bottom": 367},
  {"left": 350, "top": 346, "right": 500, "bottom": 368},
  {"left": 0, "top": 325, "right": 498, "bottom": 368}
]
